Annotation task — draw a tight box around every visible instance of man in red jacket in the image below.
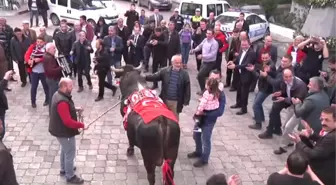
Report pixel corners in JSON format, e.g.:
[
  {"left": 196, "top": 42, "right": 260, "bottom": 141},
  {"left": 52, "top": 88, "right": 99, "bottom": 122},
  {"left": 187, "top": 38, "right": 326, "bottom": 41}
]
[
  {"left": 79, "top": 15, "right": 94, "bottom": 42},
  {"left": 48, "top": 77, "right": 86, "bottom": 184},
  {"left": 43, "top": 42, "right": 62, "bottom": 110},
  {"left": 214, "top": 26, "right": 229, "bottom": 76}
]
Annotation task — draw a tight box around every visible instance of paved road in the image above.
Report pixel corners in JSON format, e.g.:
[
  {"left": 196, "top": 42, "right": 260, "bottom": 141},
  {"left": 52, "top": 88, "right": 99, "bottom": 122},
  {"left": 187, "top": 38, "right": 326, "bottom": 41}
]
[{"left": 3, "top": 1, "right": 294, "bottom": 185}]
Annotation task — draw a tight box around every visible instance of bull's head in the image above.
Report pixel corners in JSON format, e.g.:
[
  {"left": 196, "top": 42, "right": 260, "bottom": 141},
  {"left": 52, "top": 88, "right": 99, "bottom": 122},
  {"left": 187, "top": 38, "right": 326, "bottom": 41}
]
[{"left": 111, "top": 63, "right": 142, "bottom": 77}]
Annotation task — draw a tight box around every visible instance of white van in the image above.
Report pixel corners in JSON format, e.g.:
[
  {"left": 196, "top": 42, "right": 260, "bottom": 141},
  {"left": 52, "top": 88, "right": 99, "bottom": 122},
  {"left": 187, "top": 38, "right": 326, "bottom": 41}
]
[
  {"left": 48, "top": 0, "right": 119, "bottom": 27},
  {"left": 178, "top": 0, "right": 231, "bottom": 23}
]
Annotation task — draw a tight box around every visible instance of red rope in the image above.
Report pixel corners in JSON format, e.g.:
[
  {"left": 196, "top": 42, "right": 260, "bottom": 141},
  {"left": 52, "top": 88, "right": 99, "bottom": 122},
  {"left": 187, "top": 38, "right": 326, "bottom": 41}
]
[{"left": 162, "top": 159, "right": 175, "bottom": 185}]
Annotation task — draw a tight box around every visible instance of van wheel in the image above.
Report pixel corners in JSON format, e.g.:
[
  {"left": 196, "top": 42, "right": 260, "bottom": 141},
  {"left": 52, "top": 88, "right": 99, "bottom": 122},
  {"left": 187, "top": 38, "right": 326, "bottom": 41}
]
[
  {"left": 88, "top": 19, "right": 96, "bottom": 29},
  {"left": 50, "top": 14, "right": 60, "bottom": 26},
  {"left": 148, "top": 2, "right": 154, "bottom": 11}
]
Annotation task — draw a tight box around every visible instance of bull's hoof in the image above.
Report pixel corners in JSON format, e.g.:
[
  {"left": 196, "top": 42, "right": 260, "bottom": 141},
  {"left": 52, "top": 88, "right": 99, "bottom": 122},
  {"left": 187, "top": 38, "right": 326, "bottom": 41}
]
[{"left": 127, "top": 147, "right": 134, "bottom": 156}]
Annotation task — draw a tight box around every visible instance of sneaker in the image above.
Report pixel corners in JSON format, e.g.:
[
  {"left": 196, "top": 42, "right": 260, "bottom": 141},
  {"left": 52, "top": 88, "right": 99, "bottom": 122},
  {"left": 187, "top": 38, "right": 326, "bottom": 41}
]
[
  {"left": 187, "top": 151, "right": 201, "bottom": 158},
  {"left": 77, "top": 87, "right": 83, "bottom": 93},
  {"left": 193, "top": 127, "right": 202, "bottom": 133},
  {"left": 43, "top": 101, "right": 49, "bottom": 106},
  {"left": 31, "top": 103, "right": 37, "bottom": 108},
  {"left": 66, "top": 175, "right": 84, "bottom": 184},
  {"left": 21, "top": 82, "right": 27, "bottom": 87},
  {"left": 94, "top": 96, "right": 103, "bottom": 102},
  {"left": 193, "top": 159, "right": 208, "bottom": 167}
]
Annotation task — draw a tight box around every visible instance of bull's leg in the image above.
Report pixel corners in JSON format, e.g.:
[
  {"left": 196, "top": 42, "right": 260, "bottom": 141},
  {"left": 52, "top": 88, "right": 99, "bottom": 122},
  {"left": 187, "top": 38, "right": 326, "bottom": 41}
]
[
  {"left": 144, "top": 159, "right": 156, "bottom": 185},
  {"left": 126, "top": 125, "right": 135, "bottom": 156}
]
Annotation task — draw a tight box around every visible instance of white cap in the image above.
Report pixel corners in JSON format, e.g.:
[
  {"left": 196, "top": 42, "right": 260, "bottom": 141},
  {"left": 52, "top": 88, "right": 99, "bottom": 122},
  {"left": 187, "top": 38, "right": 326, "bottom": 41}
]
[
  {"left": 174, "top": 8, "right": 179, "bottom": 12},
  {"left": 196, "top": 8, "right": 201, "bottom": 12},
  {"left": 22, "top": 20, "right": 29, "bottom": 24}
]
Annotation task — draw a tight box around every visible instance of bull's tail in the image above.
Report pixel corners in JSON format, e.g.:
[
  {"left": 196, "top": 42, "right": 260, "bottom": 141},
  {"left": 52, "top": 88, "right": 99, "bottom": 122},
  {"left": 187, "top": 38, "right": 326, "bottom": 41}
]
[
  {"left": 159, "top": 116, "right": 176, "bottom": 185},
  {"left": 156, "top": 116, "right": 167, "bottom": 167}
]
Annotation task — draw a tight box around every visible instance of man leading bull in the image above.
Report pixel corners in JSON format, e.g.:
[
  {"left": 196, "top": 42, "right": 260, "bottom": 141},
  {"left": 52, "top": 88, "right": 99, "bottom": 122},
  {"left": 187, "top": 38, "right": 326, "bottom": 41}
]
[{"left": 111, "top": 63, "right": 180, "bottom": 185}]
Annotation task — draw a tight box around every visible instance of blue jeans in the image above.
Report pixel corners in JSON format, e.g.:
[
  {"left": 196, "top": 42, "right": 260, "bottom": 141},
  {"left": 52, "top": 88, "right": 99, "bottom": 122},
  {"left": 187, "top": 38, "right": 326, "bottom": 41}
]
[
  {"left": 193, "top": 116, "right": 216, "bottom": 163},
  {"left": 252, "top": 91, "right": 270, "bottom": 123},
  {"left": 57, "top": 137, "right": 76, "bottom": 180},
  {"left": 106, "top": 61, "right": 121, "bottom": 85},
  {"left": 31, "top": 72, "right": 49, "bottom": 104},
  {"left": 46, "top": 78, "right": 59, "bottom": 111},
  {"left": 0, "top": 114, "right": 5, "bottom": 141},
  {"left": 181, "top": 43, "right": 191, "bottom": 64}
]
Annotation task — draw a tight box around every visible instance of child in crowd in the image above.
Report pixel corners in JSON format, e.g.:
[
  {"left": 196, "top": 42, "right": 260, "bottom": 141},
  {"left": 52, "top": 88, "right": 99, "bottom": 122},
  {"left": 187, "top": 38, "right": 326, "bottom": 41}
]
[{"left": 193, "top": 78, "right": 221, "bottom": 132}]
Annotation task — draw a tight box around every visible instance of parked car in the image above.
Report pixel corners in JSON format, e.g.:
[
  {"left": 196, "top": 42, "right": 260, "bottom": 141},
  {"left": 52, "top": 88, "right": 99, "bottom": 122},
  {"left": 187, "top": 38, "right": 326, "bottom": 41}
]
[
  {"left": 178, "top": 0, "right": 231, "bottom": 23},
  {"left": 216, "top": 10, "right": 270, "bottom": 43},
  {"left": 137, "top": 0, "right": 172, "bottom": 11},
  {"left": 48, "top": 0, "right": 119, "bottom": 27}
]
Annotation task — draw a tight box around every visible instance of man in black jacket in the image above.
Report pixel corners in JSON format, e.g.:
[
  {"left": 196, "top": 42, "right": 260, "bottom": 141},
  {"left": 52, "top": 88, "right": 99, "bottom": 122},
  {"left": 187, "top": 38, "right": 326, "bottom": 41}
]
[
  {"left": 142, "top": 20, "right": 155, "bottom": 72},
  {"left": 144, "top": 54, "right": 190, "bottom": 117},
  {"left": 116, "top": 18, "right": 131, "bottom": 65},
  {"left": 165, "top": 21, "right": 181, "bottom": 66},
  {"left": 192, "top": 19, "right": 207, "bottom": 71},
  {"left": 54, "top": 21, "right": 76, "bottom": 77},
  {"left": 124, "top": 3, "right": 139, "bottom": 31},
  {"left": 0, "top": 71, "right": 13, "bottom": 141},
  {"left": 234, "top": 12, "right": 249, "bottom": 33},
  {"left": 169, "top": 8, "right": 184, "bottom": 32},
  {"left": 147, "top": 27, "right": 168, "bottom": 89}
]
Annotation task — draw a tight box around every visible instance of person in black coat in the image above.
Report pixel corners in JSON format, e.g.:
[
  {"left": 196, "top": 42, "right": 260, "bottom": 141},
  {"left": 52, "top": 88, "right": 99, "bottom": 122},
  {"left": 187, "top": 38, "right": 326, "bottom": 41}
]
[
  {"left": 234, "top": 12, "right": 249, "bottom": 33},
  {"left": 192, "top": 19, "right": 207, "bottom": 71},
  {"left": 70, "top": 31, "right": 93, "bottom": 92},
  {"left": 95, "top": 17, "right": 109, "bottom": 39},
  {"left": 142, "top": 20, "right": 155, "bottom": 71},
  {"left": 169, "top": 8, "right": 184, "bottom": 32},
  {"left": 116, "top": 18, "right": 131, "bottom": 64},
  {"left": 93, "top": 39, "right": 117, "bottom": 102},
  {"left": 124, "top": 3, "right": 139, "bottom": 31},
  {"left": 127, "top": 27, "right": 145, "bottom": 67},
  {"left": 165, "top": 21, "right": 181, "bottom": 66},
  {"left": 146, "top": 27, "right": 168, "bottom": 89}
]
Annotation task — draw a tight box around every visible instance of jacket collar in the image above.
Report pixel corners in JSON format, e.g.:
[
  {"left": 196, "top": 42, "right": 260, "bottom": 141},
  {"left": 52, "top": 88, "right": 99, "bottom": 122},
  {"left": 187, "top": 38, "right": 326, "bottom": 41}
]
[{"left": 57, "top": 90, "right": 72, "bottom": 100}]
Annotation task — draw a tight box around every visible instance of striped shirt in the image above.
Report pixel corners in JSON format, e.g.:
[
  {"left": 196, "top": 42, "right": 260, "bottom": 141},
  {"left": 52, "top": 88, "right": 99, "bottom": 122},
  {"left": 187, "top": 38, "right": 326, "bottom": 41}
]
[
  {"left": 0, "top": 32, "right": 8, "bottom": 49},
  {"left": 166, "top": 70, "right": 180, "bottom": 100},
  {"left": 31, "top": 45, "right": 46, "bottom": 73},
  {"left": 196, "top": 90, "right": 219, "bottom": 114},
  {"left": 31, "top": 0, "right": 38, "bottom": 11}
]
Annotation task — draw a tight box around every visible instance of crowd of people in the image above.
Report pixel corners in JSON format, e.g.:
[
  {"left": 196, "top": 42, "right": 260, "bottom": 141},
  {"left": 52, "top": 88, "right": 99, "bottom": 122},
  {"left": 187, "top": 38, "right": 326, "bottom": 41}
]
[{"left": 0, "top": 2, "right": 335, "bottom": 185}]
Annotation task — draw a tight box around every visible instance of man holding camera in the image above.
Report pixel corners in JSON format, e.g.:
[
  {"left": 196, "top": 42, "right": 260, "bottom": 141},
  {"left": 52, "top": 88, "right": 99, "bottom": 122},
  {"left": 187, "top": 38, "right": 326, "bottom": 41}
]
[{"left": 297, "top": 37, "right": 329, "bottom": 84}]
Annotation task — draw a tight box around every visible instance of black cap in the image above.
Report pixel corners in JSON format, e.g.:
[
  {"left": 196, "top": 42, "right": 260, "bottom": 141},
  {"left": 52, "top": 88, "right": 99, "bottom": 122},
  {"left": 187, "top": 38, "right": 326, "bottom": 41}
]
[{"left": 14, "top": 27, "right": 22, "bottom": 32}]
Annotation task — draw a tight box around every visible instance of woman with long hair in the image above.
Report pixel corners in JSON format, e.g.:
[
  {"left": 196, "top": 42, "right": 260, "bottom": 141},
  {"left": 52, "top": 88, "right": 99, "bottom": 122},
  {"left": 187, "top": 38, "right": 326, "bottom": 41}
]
[{"left": 95, "top": 17, "right": 109, "bottom": 39}]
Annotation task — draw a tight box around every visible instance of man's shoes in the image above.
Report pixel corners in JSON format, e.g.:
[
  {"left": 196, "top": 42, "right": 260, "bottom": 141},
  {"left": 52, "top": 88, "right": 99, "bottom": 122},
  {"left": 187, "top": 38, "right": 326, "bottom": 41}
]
[
  {"left": 274, "top": 147, "right": 287, "bottom": 155},
  {"left": 95, "top": 97, "right": 103, "bottom": 102},
  {"left": 60, "top": 167, "right": 77, "bottom": 176},
  {"left": 31, "top": 103, "right": 37, "bottom": 108},
  {"left": 21, "top": 82, "right": 27, "bottom": 87},
  {"left": 287, "top": 143, "right": 294, "bottom": 147},
  {"left": 193, "top": 160, "right": 208, "bottom": 168},
  {"left": 193, "top": 127, "right": 202, "bottom": 133},
  {"left": 229, "top": 88, "right": 236, "bottom": 92},
  {"left": 196, "top": 91, "right": 203, "bottom": 96},
  {"left": 224, "top": 84, "right": 230, "bottom": 88},
  {"left": 236, "top": 109, "right": 247, "bottom": 115},
  {"left": 258, "top": 131, "right": 273, "bottom": 139},
  {"left": 77, "top": 87, "right": 83, "bottom": 93},
  {"left": 151, "top": 85, "right": 158, "bottom": 90},
  {"left": 43, "top": 101, "right": 49, "bottom": 106},
  {"left": 274, "top": 130, "right": 283, "bottom": 136},
  {"left": 4, "top": 87, "right": 11, "bottom": 92},
  {"left": 66, "top": 175, "right": 84, "bottom": 184},
  {"left": 88, "top": 85, "right": 93, "bottom": 90},
  {"left": 248, "top": 123, "right": 262, "bottom": 130},
  {"left": 187, "top": 151, "right": 201, "bottom": 159},
  {"left": 230, "top": 104, "right": 241, "bottom": 109}
]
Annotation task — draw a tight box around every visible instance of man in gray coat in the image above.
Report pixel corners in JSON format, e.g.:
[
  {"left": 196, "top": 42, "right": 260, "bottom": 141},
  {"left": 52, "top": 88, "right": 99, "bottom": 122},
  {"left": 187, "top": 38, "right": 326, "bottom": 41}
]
[
  {"left": 149, "top": 8, "right": 163, "bottom": 28},
  {"left": 294, "top": 77, "right": 330, "bottom": 131}
]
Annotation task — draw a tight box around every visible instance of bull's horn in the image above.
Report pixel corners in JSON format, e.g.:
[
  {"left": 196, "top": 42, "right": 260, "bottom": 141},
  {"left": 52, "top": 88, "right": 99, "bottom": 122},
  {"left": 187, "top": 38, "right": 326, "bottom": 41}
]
[
  {"left": 134, "top": 63, "right": 143, "bottom": 71},
  {"left": 111, "top": 66, "right": 124, "bottom": 73}
]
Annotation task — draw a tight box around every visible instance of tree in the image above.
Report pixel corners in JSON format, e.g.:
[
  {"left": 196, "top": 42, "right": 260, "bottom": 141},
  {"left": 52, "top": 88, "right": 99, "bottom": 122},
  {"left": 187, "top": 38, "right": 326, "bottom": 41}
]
[{"left": 260, "top": 0, "right": 279, "bottom": 20}]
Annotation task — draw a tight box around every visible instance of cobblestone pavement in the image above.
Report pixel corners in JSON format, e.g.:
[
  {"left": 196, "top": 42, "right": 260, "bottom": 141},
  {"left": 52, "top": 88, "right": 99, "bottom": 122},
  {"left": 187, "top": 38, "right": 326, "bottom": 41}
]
[{"left": 2, "top": 54, "right": 295, "bottom": 185}]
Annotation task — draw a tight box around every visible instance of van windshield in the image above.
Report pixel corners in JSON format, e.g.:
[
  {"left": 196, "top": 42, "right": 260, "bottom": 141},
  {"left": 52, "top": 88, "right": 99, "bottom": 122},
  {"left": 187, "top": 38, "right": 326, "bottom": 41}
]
[
  {"left": 180, "top": 3, "right": 202, "bottom": 16},
  {"left": 85, "top": 0, "right": 107, "bottom": 9},
  {"left": 215, "top": 15, "right": 237, "bottom": 24}
]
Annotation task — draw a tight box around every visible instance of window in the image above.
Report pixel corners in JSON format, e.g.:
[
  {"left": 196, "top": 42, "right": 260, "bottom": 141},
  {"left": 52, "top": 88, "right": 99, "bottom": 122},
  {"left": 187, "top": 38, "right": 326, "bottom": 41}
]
[
  {"left": 58, "top": 0, "right": 68, "bottom": 7},
  {"left": 223, "top": 3, "right": 230, "bottom": 12},
  {"left": 50, "top": 0, "right": 56, "bottom": 4},
  {"left": 215, "top": 15, "right": 237, "bottom": 24},
  {"left": 245, "top": 15, "right": 255, "bottom": 25},
  {"left": 180, "top": 3, "right": 202, "bottom": 16},
  {"left": 216, "top": 4, "right": 223, "bottom": 15},
  {"left": 254, "top": 15, "right": 265, "bottom": 24},
  {"left": 71, "top": 0, "right": 83, "bottom": 10},
  {"left": 207, "top": 4, "right": 215, "bottom": 17}
]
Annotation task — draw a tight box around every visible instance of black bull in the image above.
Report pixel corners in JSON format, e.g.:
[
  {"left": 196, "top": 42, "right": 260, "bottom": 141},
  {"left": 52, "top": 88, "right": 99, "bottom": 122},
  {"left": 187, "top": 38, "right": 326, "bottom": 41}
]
[{"left": 112, "top": 64, "right": 181, "bottom": 185}]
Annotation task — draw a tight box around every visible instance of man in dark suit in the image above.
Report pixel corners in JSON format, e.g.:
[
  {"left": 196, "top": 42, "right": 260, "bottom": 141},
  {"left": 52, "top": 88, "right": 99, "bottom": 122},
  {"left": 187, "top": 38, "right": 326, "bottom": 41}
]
[
  {"left": 149, "top": 8, "right": 164, "bottom": 28},
  {"left": 289, "top": 106, "right": 336, "bottom": 185},
  {"left": 124, "top": 3, "right": 139, "bottom": 31},
  {"left": 250, "top": 35, "right": 278, "bottom": 91},
  {"left": 166, "top": 21, "right": 181, "bottom": 66},
  {"left": 103, "top": 26, "right": 124, "bottom": 84},
  {"left": 227, "top": 39, "right": 256, "bottom": 115},
  {"left": 234, "top": 12, "right": 249, "bottom": 33},
  {"left": 127, "top": 26, "right": 145, "bottom": 67},
  {"left": 116, "top": 18, "right": 131, "bottom": 65}
]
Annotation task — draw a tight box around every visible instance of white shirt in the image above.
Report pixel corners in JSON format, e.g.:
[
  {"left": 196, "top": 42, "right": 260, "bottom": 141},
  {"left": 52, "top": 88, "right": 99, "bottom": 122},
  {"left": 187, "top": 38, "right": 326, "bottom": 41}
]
[
  {"left": 238, "top": 49, "right": 248, "bottom": 73},
  {"left": 291, "top": 47, "right": 298, "bottom": 65},
  {"left": 286, "top": 81, "right": 293, "bottom": 98},
  {"left": 82, "top": 24, "right": 86, "bottom": 32}
]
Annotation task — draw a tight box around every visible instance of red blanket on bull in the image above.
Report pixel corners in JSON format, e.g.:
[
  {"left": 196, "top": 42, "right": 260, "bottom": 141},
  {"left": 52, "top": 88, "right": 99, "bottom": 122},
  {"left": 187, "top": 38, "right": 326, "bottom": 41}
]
[{"left": 123, "top": 89, "right": 178, "bottom": 130}]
